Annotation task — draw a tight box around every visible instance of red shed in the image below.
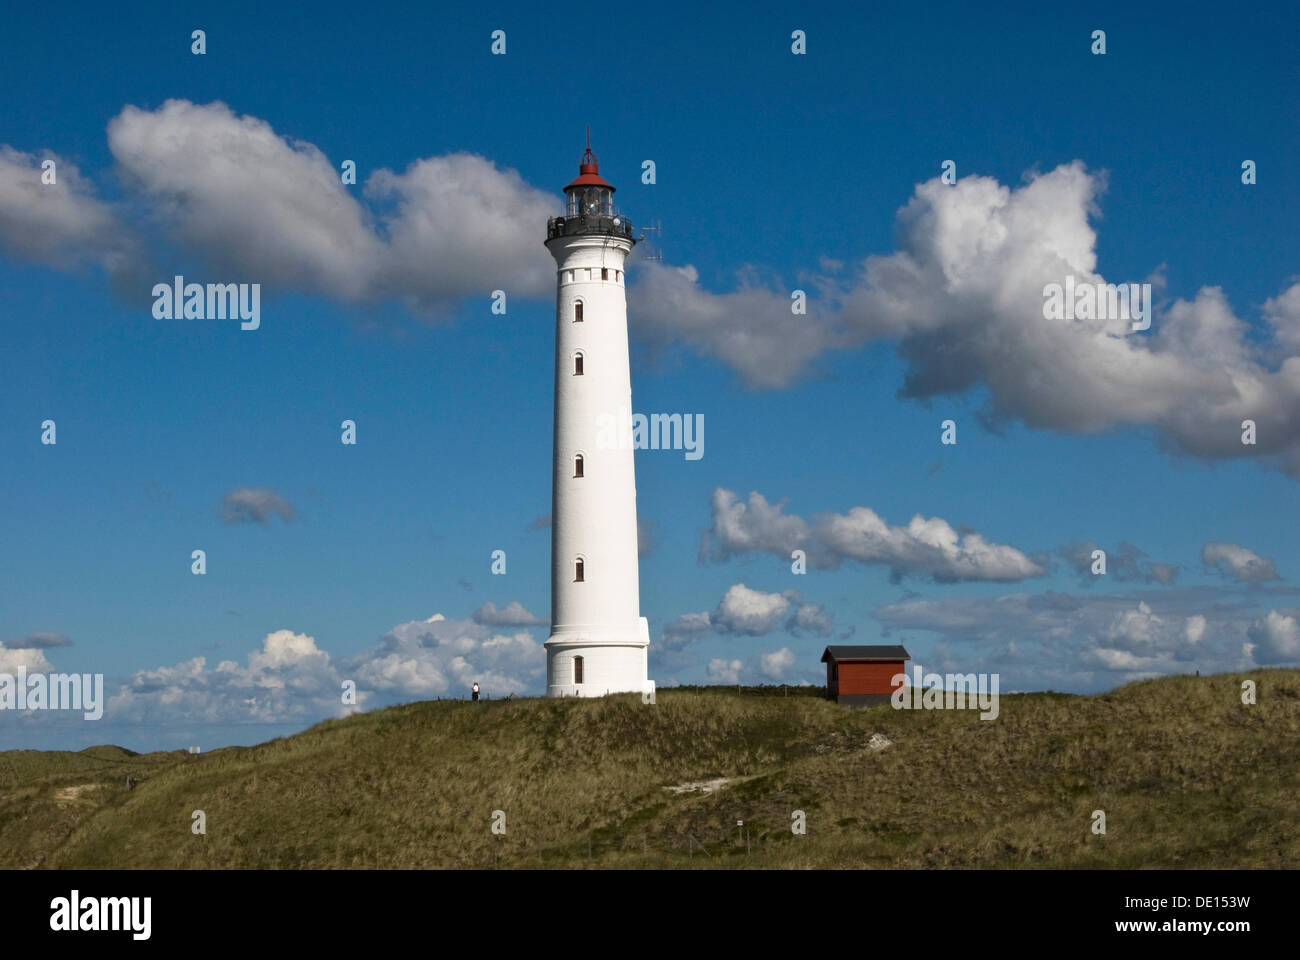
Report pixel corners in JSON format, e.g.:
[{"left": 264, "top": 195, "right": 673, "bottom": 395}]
[{"left": 821, "top": 645, "right": 910, "bottom": 707}]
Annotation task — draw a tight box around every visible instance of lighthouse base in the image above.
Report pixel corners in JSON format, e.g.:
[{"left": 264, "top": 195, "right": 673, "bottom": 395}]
[{"left": 545, "top": 618, "right": 653, "bottom": 698}]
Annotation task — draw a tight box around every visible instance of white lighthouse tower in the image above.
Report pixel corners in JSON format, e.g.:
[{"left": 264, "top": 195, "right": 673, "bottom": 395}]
[{"left": 543, "top": 133, "right": 653, "bottom": 699}]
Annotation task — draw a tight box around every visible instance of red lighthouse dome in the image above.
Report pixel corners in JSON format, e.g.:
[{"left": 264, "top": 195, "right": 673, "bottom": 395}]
[
  {"left": 546, "top": 128, "right": 635, "bottom": 243},
  {"left": 565, "top": 127, "right": 615, "bottom": 191}
]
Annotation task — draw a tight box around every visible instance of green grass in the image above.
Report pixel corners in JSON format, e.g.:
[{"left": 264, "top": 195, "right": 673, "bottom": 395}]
[{"left": 4, "top": 671, "right": 1298, "bottom": 869}]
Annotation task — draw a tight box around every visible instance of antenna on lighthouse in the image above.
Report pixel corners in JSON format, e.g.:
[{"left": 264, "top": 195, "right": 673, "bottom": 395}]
[{"left": 638, "top": 219, "right": 664, "bottom": 262}]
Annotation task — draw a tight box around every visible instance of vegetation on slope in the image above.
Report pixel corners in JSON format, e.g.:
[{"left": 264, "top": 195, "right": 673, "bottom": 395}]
[{"left": 3, "top": 671, "right": 1297, "bottom": 869}]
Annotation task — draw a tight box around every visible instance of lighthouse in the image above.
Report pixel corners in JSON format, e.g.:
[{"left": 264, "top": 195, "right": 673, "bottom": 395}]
[{"left": 543, "top": 133, "right": 653, "bottom": 699}]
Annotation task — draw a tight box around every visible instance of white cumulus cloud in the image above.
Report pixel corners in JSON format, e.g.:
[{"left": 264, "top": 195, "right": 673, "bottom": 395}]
[
  {"left": 1247, "top": 610, "right": 1300, "bottom": 665},
  {"left": 220, "top": 487, "right": 297, "bottom": 525},
  {"left": 759, "top": 647, "right": 797, "bottom": 680},
  {"left": 1202, "top": 542, "right": 1280, "bottom": 582},
  {"left": 636, "top": 163, "right": 1300, "bottom": 474},
  {"left": 706, "top": 658, "right": 744, "bottom": 684},
  {"left": 472, "top": 601, "right": 547, "bottom": 626},
  {"left": 712, "top": 584, "right": 792, "bottom": 635},
  {"left": 0, "top": 146, "right": 145, "bottom": 285},
  {"left": 702, "top": 487, "right": 1043, "bottom": 583}
]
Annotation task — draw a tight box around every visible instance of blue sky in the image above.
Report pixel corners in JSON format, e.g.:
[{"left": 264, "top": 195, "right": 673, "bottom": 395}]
[{"left": 2, "top": 0, "right": 1298, "bottom": 750}]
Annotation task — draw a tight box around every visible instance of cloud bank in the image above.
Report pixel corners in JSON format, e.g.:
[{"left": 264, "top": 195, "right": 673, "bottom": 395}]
[{"left": 3, "top": 108, "right": 1297, "bottom": 471}]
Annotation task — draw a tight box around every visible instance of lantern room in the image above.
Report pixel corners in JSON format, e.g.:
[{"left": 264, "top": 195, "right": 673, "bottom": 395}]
[{"left": 563, "top": 131, "right": 615, "bottom": 218}]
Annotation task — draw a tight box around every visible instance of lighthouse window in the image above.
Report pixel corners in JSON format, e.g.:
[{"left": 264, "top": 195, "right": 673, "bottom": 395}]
[
  {"left": 615, "top": 271, "right": 621, "bottom": 282},
  {"left": 573, "top": 656, "right": 584, "bottom": 684},
  {"left": 574, "top": 558, "right": 585, "bottom": 582},
  {"left": 602, "top": 268, "right": 609, "bottom": 281},
  {"left": 574, "top": 300, "right": 583, "bottom": 322},
  {"left": 574, "top": 352, "right": 584, "bottom": 375},
  {"left": 574, "top": 454, "right": 584, "bottom": 477}
]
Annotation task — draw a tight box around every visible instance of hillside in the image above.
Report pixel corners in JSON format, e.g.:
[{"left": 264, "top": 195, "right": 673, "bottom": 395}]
[{"left": 3, "top": 671, "right": 1298, "bottom": 869}]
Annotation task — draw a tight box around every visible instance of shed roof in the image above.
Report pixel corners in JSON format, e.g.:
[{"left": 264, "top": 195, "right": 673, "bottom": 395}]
[{"left": 821, "top": 645, "right": 911, "bottom": 663}]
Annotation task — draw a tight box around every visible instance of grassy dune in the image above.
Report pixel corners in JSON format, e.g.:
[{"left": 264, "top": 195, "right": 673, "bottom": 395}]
[{"left": 3, "top": 671, "right": 1298, "bottom": 869}]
